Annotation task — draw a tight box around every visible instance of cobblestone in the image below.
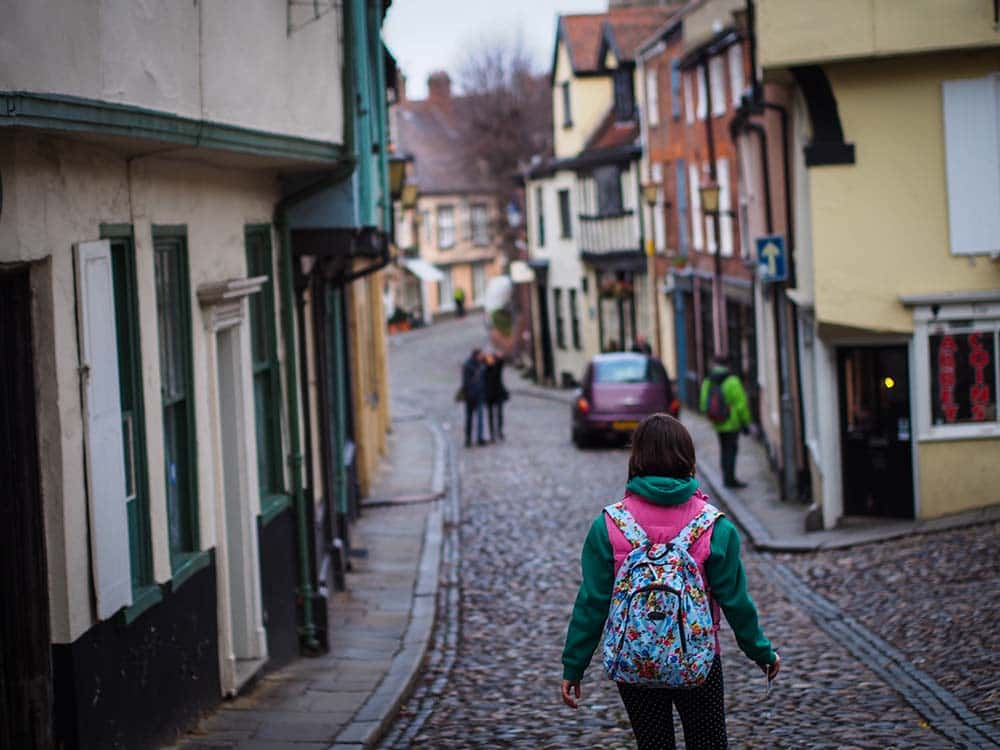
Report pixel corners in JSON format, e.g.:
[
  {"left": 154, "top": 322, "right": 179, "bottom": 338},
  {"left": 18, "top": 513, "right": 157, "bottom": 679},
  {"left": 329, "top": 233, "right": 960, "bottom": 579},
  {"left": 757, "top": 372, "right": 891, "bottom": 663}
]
[{"left": 381, "top": 319, "right": 997, "bottom": 748}]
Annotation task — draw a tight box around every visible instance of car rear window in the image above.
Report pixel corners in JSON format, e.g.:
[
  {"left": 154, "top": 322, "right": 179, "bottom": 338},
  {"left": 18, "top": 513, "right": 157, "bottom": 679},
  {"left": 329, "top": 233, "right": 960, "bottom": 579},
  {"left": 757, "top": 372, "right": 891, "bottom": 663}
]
[{"left": 593, "top": 357, "right": 663, "bottom": 384}]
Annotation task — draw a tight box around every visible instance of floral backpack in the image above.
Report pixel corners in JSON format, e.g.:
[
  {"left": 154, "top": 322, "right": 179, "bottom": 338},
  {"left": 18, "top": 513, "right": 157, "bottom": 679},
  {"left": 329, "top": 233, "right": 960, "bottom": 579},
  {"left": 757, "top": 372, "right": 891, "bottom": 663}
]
[{"left": 600, "top": 501, "right": 722, "bottom": 687}]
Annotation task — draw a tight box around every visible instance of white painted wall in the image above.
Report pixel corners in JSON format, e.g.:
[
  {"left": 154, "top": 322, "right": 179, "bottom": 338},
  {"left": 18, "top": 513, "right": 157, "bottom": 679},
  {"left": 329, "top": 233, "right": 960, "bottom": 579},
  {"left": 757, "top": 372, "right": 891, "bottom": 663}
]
[
  {"left": 0, "top": 0, "right": 344, "bottom": 143},
  {"left": 3, "top": 132, "right": 282, "bottom": 642}
]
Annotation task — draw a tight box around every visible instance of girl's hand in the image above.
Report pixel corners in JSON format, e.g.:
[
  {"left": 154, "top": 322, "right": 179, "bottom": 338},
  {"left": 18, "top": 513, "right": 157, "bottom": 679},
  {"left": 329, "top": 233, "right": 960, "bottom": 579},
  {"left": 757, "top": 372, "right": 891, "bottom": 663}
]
[
  {"left": 561, "top": 679, "right": 581, "bottom": 709},
  {"left": 760, "top": 651, "right": 781, "bottom": 680}
]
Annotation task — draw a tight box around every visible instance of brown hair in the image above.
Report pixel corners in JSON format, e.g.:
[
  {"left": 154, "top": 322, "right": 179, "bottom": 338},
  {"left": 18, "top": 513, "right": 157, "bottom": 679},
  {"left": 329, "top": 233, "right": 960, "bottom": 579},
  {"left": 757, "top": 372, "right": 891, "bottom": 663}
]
[{"left": 627, "top": 414, "right": 696, "bottom": 480}]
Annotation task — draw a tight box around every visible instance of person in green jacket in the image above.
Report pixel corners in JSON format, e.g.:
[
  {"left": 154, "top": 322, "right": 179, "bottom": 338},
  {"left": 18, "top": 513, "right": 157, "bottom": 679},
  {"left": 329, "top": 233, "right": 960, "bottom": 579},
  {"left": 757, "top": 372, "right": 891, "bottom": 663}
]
[
  {"left": 560, "top": 414, "right": 780, "bottom": 749},
  {"left": 700, "top": 353, "right": 752, "bottom": 489}
]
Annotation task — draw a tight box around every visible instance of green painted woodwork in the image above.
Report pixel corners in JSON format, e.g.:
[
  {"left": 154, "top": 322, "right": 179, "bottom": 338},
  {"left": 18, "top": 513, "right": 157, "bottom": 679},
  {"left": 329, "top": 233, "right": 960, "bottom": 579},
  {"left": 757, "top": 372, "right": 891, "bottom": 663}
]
[
  {"left": 245, "top": 225, "right": 285, "bottom": 504},
  {"left": 325, "top": 285, "right": 350, "bottom": 516},
  {"left": 102, "top": 224, "right": 155, "bottom": 597},
  {"left": 0, "top": 92, "right": 345, "bottom": 164},
  {"left": 276, "top": 214, "right": 319, "bottom": 650},
  {"left": 152, "top": 227, "right": 201, "bottom": 571}
]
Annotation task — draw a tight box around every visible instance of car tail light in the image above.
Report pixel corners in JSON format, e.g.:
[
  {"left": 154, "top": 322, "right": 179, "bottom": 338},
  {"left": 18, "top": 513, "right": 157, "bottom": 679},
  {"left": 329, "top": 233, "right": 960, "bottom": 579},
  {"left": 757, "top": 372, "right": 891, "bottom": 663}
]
[
  {"left": 669, "top": 399, "right": 680, "bottom": 418},
  {"left": 576, "top": 397, "right": 591, "bottom": 414}
]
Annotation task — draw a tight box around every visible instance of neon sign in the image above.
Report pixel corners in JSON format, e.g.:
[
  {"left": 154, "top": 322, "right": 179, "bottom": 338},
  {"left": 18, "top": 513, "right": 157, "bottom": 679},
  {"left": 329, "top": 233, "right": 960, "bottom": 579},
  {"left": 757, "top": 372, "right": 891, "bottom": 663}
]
[{"left": 930, "top": 332, "right": 997, "bottom": 425}]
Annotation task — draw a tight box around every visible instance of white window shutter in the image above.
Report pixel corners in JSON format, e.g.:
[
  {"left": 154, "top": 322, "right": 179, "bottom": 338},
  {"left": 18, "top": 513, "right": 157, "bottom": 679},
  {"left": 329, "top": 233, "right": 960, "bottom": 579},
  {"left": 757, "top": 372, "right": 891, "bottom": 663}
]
[
  {"left": 689, "top": 164, "right": 704, "bottom": 250},
  {"left": 75, "top": 240, "right": 133, "bottom": 619},
  {"left": 646, "top": 69, "right": 659, "bottom": 127},
  {"left": 718, "top": 158, "right": 734, "bottom": 257},
  {"left": 696, "top": 70, "right": 707, "bottom": 120},
  {"left": 710, "top": 56, "right": 726, "bottom": 116},
  {"left": 728, "top": 44, "right": 745, "bottom": 107},
  {"left": 942, "top": 74, "right": 1000, "bottom": 256}
]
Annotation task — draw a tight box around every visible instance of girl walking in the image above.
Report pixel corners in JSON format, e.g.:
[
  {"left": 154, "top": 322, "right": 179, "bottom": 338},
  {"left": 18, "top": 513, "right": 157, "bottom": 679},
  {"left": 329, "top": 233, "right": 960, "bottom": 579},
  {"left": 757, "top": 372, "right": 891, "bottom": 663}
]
[
  {"left": 483, "top": 351, "right": 508, "bottom": 441},
  {"left": 560, "top": 414, "right": 780, "bottom": 749}
]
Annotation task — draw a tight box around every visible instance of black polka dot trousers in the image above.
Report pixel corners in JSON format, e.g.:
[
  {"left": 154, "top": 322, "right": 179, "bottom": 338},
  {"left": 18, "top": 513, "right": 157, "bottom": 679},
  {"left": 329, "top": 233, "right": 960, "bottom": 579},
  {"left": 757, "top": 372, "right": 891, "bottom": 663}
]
[{"left": 617, "top": 656, "right": 727, "bottom": 750}]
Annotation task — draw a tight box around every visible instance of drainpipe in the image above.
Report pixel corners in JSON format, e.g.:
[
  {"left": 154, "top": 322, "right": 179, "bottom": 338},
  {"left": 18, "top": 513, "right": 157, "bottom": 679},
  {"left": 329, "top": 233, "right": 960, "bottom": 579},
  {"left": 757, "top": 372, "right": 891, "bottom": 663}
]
[{"left": 276, "top": 212, "right": 320, "bottom": 653}]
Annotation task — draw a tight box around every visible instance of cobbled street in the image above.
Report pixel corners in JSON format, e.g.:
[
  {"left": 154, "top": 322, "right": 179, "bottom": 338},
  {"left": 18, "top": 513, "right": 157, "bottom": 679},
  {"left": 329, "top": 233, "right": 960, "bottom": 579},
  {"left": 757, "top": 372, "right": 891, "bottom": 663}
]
[{"left": 380, "top": 318, "right": 1000, "bottom": 749}]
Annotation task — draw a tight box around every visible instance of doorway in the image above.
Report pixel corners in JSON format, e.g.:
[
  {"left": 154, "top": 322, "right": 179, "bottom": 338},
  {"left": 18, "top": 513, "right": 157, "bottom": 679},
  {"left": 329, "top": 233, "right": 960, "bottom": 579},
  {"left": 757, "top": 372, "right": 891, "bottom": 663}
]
[
  {"left": 0, "top": 267, "right": 52, "bottom": 750},
  {"left": 837, "top": 345, "right": 914, "bottom": 519},
  {"left": 216, "top": 324, "right": 267, "bottom": 692}
]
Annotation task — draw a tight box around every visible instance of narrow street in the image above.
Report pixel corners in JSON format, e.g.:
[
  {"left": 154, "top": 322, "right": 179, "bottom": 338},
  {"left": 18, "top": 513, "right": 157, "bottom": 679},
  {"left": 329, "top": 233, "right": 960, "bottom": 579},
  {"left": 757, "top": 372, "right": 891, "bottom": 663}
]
[{"left": 381, "top": 317, "right": 1000, "bottom": 749}]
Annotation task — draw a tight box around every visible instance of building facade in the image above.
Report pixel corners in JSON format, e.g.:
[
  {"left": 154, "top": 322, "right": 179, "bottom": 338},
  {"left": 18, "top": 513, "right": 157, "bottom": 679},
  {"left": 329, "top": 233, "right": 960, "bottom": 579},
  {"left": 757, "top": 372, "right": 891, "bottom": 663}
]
[
  {"left": 756, "top": 0, "right": 1000, "bottom": 526},
  {"left": 526, "top": 8, "right": 676, "bottom": 387},
  {"left": 390, "top": 73, "right": 505, "bottom": 321},
  {"left": 0, "top": 2, "right": 392, "bottom": 747}
]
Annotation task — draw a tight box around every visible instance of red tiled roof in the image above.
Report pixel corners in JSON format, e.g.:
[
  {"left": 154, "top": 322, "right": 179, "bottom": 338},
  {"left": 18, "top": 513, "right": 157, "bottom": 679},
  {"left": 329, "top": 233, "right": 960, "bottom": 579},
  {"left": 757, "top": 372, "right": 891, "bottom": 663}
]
[
  {"left": 584, "top": 109, "right": 640, "bottom": 153},
  {"left": 604, "top": 8, "right": 676, "bottom": 62},
  {"left": 561, "top": 7, "right": 677, "bottom": 73},
  {"left": 561, "top": 14, "right": 607, "bottom": 73}
]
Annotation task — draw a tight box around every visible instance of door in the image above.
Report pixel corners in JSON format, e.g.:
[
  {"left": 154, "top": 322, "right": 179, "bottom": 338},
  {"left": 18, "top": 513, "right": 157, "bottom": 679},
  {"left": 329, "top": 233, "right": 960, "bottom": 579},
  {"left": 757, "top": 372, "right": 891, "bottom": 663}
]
[
  {"left": 0, "top": 267, "right": 52, "bottom": 750},
  {"left": 838, "top": 346, "right": 914, "bottom": 519}
]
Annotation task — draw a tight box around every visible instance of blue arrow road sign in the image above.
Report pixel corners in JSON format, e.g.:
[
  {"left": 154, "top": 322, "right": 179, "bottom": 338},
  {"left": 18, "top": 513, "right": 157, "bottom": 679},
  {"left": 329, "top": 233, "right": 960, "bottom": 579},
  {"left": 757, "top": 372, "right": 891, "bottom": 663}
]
[{"left": 755, "top": 234, "right": 787, "bottom": 282}]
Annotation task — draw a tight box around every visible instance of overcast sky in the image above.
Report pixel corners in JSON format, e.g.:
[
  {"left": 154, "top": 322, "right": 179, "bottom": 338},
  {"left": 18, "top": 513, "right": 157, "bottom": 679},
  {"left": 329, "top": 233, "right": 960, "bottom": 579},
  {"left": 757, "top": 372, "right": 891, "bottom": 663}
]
[{"left": 383, "top": 0, "right": 607, "bottom": 99}]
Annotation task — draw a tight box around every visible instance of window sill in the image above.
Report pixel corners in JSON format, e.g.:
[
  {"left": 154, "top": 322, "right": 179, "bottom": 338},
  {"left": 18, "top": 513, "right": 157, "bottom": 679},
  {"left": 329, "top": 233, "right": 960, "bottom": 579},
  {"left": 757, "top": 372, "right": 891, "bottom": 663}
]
[
  {"left": 170, "top": 550, "right": 212, "bottom": 591},
  {"left": 261, "top": 493, "right": 292, "bottom": 526},
  {"left": 116, "top": 584, "right": 164, "bottom": 625},
  {"left": 918, "top": 425, "right": 1000, "bottom": 443}
]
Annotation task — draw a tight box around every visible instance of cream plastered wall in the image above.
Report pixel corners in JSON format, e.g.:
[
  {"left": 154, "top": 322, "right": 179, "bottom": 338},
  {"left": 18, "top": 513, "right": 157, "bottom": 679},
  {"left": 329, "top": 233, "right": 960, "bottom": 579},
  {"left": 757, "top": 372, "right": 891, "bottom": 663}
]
[
  {"left": 917, "top": 439, "right": 1000, "bottom": 518},
  {"left": 553, "top": 41, "right": 615, "bottom": 159},
  {"left": 809, "top": 51, "right": 1000, "bottom": 334},
  {"left": 0, "top": 0, "right": 344, "bottom": 143},
  {"left": 5, "top": 132, "right": 282, "bottom": 642},
  {"left": 682, "top": 0, "right": 745, "bottom": 54},
  {"left": 757, "top": 0, "right": 1000, "bottom": 69}
]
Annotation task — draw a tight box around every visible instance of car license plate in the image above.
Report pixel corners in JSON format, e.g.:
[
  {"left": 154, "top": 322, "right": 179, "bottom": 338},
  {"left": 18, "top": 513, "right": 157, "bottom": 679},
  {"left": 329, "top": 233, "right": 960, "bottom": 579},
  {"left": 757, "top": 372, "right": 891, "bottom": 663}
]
[{"left": 613, "top": 420, "right": 639, "bottom": 431}]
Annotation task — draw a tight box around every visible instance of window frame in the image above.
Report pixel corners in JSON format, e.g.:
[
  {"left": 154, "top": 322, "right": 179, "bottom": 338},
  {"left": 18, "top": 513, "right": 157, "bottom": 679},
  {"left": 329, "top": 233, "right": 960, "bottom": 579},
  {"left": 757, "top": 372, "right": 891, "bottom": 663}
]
[
  {"left": 561, "top": 81, "right": 573, "bottom": 128},
  {"left": 470, "top": 202, "right": 490, "bottom": 246},
  {"left": 554, "top": 288, "right": 566, "bottom": 350},
  {"left": 709, "top": 55, "right": 726, "bottom": 117},
  {"left": 613, "top": 68, "right": 635, "bottom": 121},
  {"left": 437, "top": 204, "right": 456, "bottom": 249},
  {"left": 570, "top": 288, "right": 582, "bottom": 350},
  {"left": 245, "top": 225, "right": 288, "bottom": 521},
  {"left": 671, "top": 60, "right": 683, "bottom": 120},
  {"left": 536, "top": 186, "right": 546, "bottom": 247},
  {"left": 594, "top": 165, "right": 624, "bottom": 218},
  {"left": 152, "top": 225, "right": 202, "bottom": 577},
  {"left": 100, "top": 224, "right": 161, "bottom": 621},
  {"left": 558, "top": 189, "right": 573, "bottom": 239},
  {"left": 911, "top": 303, "right": 1000, "bottom": 442}
]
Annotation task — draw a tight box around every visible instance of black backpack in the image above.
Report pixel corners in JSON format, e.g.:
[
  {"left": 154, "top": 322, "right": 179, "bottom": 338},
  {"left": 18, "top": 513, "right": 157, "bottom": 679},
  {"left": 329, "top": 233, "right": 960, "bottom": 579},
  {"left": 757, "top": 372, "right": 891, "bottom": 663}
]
[{"left": 706, "top": 379, "right": 730, "bottom": 424}]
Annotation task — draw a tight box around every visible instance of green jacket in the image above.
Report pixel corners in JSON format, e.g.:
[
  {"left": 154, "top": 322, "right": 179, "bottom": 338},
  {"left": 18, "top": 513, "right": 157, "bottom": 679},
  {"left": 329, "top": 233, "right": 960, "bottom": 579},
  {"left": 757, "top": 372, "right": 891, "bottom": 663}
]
[
  {"left": 561, "top": 476, "right": 776, "bottom": 682},
  {"left": 700, "top": 366, "right": 751, "bottom": 433}
]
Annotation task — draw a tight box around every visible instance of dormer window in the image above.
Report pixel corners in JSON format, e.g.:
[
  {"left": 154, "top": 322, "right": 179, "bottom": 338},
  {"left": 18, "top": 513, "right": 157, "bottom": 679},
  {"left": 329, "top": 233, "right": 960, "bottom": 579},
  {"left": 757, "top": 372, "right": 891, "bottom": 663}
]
[
  {"left": 562, "top": 81, "right": 573, "bottom": 128},
  {"left": 613, "top": 68, "right": 635, "bottom": 121}
]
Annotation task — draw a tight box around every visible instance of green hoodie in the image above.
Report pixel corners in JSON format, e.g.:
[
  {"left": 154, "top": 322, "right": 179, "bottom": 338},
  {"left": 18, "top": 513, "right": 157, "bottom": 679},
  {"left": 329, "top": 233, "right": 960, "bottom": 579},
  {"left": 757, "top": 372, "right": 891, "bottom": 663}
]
[
  {"left": 700, "top": 366, "right": 751, "bottom": 433},
  {"left": 561, "top": 476, "right": 776, "bottom": 681}
]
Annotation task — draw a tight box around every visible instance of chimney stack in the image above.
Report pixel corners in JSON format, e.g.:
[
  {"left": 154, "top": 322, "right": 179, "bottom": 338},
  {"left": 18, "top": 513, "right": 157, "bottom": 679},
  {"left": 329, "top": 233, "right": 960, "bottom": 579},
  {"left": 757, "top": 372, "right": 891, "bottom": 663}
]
[{"left": 427, "top": 71, "right": 451, "bottom": 102}]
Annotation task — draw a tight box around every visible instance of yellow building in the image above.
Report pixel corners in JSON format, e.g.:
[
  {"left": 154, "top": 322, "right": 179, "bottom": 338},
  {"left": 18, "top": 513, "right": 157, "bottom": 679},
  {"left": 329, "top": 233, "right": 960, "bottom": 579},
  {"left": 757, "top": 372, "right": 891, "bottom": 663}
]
[{"left": 757, "top": 0, "right": 1000, "bottom": 526}]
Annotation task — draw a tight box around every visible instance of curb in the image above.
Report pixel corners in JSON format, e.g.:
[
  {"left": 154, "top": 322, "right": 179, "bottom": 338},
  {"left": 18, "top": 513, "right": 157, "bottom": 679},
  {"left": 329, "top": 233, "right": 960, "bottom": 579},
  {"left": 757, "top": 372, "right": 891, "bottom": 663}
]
[
  {"left": 329, "top": 420, "right": 448, "bottom": 750},
  {"left": 699, "top": 453, "right": 1000, "bottom": 552}
]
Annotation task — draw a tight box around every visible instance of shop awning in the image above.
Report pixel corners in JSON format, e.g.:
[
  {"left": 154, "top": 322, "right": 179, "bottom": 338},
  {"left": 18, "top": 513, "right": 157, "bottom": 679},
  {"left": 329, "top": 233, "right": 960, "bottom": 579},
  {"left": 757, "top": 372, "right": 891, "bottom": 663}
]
[{"left": 403, "top": 258, "right": 445, "bottom": 283}]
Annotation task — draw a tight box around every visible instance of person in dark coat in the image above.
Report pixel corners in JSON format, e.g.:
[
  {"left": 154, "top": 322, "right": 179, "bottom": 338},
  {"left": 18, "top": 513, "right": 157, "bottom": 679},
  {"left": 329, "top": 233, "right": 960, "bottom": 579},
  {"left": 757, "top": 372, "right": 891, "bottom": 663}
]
[
  {"left": 462, "top": 348, "right": 486, "bottom": 447},
  {"left": 484, "top": 351, "right": 508, "bottom": 441}
]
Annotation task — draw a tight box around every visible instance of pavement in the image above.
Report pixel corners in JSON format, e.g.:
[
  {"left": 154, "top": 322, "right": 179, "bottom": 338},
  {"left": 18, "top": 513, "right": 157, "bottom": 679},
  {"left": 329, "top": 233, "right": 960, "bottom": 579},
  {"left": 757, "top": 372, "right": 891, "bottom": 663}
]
[
  {"left": 509, "top": 375, "right": 1000, "bottom": 552},
  {"left": 166, "top": 417, "right": 449, "bottom": 750}
]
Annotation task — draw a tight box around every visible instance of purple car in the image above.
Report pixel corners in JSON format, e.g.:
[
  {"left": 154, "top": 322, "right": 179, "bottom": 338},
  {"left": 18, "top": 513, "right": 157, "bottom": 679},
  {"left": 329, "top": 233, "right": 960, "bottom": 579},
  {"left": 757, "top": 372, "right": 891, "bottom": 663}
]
[{"left": 571, "top": 353, "right": 680, "bottom": 447}]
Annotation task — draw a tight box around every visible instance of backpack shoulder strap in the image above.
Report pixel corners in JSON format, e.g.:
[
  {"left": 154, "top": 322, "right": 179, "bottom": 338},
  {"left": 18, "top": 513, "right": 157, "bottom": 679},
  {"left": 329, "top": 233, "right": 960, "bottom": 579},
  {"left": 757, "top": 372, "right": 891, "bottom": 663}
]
[
  {"left": 604, "top": 502, "right": 649, "bottom": 549},
  {"left": 671, "top": 503, "right": 723, "bottom": 551}
]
